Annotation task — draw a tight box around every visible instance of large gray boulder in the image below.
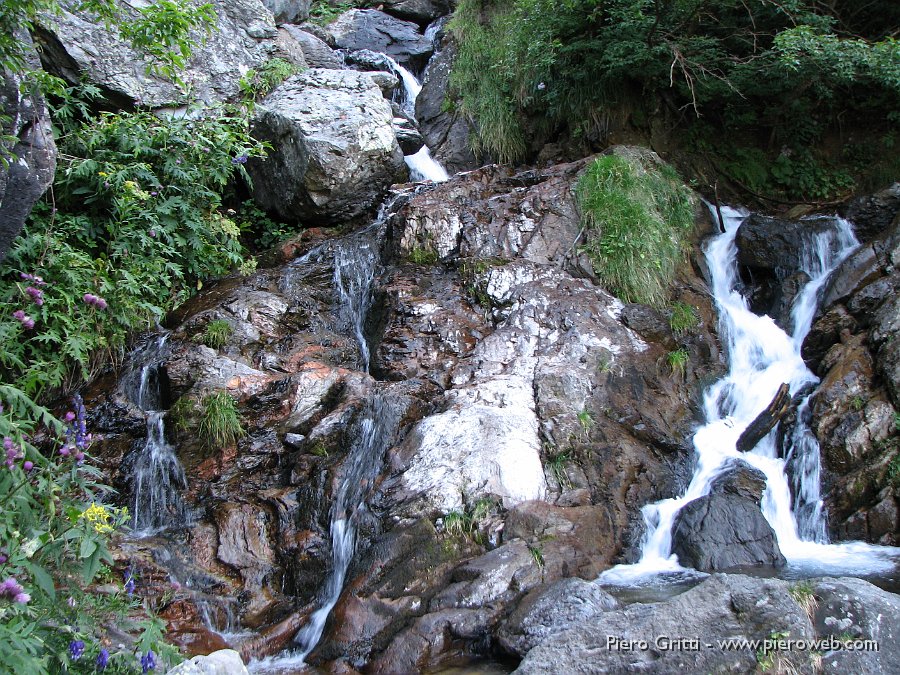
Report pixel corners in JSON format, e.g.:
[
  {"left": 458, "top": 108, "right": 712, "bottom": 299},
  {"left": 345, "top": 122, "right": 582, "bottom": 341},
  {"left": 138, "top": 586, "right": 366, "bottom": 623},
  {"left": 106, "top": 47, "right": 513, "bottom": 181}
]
[
  {"left": 671, "top": 463, "right": 786, "bottom": 571},
  {"left": 34, "top": 0, "right": 278, "bottom": 107},
  {"left": 261, "top": 0, "right": 309, "bottom": 24},
  {"left": 328, "top": 9, "right": 432, "bottom": 67},
  {"left": 0, "top": 36, "right": 57, "bottom": 261},
  {"left": 813, "top": 576, "right": 900, "bottom": 675},
  {"left": 248, "top": 69, "right": 406, "bottom": 224},
  {"left": 381, "top": 0, "right": 452, "bottom": 24},
  {"left": 282, "top": 24, "right": 343, "bottom": 69},
  {"left": 515, "top": 574, "right": 817, "bottom": 675},
  {"left": 168, "top": 648, "right": 249, "bottom": 674},
  {"left": 497, "top": 577, "right": 618, "bottom": 656}
]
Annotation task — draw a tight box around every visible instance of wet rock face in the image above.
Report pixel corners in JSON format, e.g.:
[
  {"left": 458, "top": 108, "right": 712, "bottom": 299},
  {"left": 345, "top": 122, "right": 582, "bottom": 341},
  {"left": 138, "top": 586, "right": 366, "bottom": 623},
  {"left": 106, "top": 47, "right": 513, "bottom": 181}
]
[
  {"left": 328, "top": 10, "right": 433, "bottom": 68},
  {"left": 415, "top": 38, "right": 480, "bottom": 174},
  {"left": 34, "top": 0, "right": 278, "bottom": 107},
  {"left": 514, "top": 574, "right": 900, "bottom": 675},
  {"left": 803, "top": 210, "right": 900, "bottom": 545},
  {"left": 734, "top": 214, "right": 841, "bottom": 326},
  {"left": 0, "top": 34, "right": 57, "bottom": 261},
  {"left": 248, "top": 69, "right": 406, "bottom": 224},
  {"left": 91, "top": 150, "right": 724, "bottom": 668},
  {"left": 262, "top": 0, "right": 310, "bottom": 24}
]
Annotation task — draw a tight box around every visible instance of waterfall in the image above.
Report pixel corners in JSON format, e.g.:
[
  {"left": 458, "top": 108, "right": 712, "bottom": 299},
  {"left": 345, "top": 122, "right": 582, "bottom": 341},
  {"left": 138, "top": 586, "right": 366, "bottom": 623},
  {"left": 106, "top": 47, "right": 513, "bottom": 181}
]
[
  {"left": 600, "top": 205, "right": 897, "bottom": 585},
  {"left": 124, "top": 334, "right": 188, "bottom": 535},
  {"left": 388, "top": 59, "right": 449, "bottom": 183},
  {"left": 251, "top": 220, "right": 400, "bottom": 672}
]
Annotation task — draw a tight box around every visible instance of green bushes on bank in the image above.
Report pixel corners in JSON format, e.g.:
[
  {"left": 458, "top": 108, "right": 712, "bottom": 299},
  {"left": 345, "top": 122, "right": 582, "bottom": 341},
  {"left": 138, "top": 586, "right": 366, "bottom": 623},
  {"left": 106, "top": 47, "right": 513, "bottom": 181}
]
[{"left": 450, "top": 0, "right": 900, "bottom": 199}]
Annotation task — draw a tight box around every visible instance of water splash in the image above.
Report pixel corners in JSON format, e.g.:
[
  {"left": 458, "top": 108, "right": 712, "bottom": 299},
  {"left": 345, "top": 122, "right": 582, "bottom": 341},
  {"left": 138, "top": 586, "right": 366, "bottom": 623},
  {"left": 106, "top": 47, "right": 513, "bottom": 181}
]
[
  {"left": 601, "top": 205, "right": 898, "bottom": 585},
  {"left": 386, "top": 57, "right": 449, "bottom": 182}
]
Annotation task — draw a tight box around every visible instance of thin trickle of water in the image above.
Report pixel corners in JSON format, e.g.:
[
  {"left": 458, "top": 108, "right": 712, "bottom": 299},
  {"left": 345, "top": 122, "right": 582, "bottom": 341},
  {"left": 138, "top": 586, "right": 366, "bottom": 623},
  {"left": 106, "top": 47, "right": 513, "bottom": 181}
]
[
  {"left": 600, "top": 205, "right": 897, "bottom": 585},
  {"left": 333, "top": 235, "right": 378, "bottom": 373},
  {"left": 250, "top": 397, "right": 400, "bottom": 672},
  {"left": 124, "top": 334, "right": 188, "bottom": 535}
]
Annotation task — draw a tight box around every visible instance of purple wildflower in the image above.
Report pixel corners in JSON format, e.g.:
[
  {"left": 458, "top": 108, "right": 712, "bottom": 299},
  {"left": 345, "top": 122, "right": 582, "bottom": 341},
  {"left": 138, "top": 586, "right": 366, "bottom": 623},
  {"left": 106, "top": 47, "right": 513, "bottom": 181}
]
[
  {"left": 14, "top": 592, "right": 29, "bottom": 604},
  {"left": 20, "top": 273, "right": 46, "bottom": 286},
  {"left": 23, "top": 460, "right": 33, "bottom": 472},
  {"left": 65, "top": 411, "right": 75, "bottom": 422},
  {"left": 124, "top": 568, "right": 136, "bottom": 595},
  {"left": 25, "top": 287, "right": 44, "bottom": 306},
  {"left": 231, "top": 154, "right": 248, "bottom": 165},
  {"left": 0, "top": 555, "right": 6, "bottom": 564},
  {"left": 96, "top": 648, "right": 109, "bottom": 671},
  {"left": 140, "top": 649, "right": 156, "bottom": 673},
  {"left": 69, "top": 640, "right": 85, "bottom": 660},
  {"left": 0, "top": 577, "right": 27, "bottom": 603}
]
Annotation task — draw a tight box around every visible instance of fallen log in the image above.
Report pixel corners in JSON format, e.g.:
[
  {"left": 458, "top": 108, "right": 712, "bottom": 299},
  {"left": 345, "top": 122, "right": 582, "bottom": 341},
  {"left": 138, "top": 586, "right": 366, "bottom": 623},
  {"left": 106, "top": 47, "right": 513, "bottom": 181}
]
[{"left": 736, "top": 383, "right": 791, "bottom": 453}]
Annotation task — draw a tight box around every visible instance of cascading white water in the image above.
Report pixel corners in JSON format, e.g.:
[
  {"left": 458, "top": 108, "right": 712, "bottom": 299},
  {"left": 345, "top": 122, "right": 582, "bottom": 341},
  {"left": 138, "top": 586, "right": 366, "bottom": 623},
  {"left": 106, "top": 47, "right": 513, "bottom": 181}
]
[
  {"left": 251, "top": 228, "right": 399, "bottom": 672},
  {"left": 601, "top": 205, "right": 897, "bottom": 585},
  {"left": 125, "top": 335, "right": 188, "bottom": 535},
  {"left": 389, "top": 59, "right": 449, "bottom": 182}
]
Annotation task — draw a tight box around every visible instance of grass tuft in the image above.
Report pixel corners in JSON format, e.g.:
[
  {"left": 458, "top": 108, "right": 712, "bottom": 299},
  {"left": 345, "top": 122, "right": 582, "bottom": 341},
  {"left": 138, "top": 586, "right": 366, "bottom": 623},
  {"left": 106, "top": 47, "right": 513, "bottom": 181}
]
[
  {"left": 201, "top": 319, "right": 233, "bottom": 350},
  {"left": 577, "top": 153, "right": 694, "bottom": 307},
  {"left": 669, "top": 301, "right": 700, "bottom": 336},
  {"left": 198, "top": 391, "right": 245, "bottom": 449}
]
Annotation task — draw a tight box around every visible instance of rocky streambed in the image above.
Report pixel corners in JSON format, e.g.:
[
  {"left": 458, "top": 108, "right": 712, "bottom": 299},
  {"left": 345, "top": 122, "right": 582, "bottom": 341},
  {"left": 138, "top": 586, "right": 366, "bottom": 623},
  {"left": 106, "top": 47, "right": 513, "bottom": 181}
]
[{"left": 14, "top": 0, "right": 900, "bottom": 672}]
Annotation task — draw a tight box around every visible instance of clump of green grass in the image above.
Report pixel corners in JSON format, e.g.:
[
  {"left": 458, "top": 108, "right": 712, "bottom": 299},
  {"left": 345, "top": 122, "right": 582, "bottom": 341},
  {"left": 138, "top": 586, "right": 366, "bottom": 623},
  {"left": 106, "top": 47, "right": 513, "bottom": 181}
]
[
  {"left": 669, "top": 302, "right": 700, "bottom": 336},
  {"left": 441, "top": 497, "right": 497, "bottom": 542},
  {"left": 202, "top": 319, "right": 233, "bottom": 350},
  {"left": 199, "top": 391, "right": 245, "bottom": 448},
  {"left": 309, "top": 439, "right": 329, "bottom": 458},
  {"left": 546, "top": 449, "right": 572, "bottom": 488},
  {"left": 667, "top": 348, "right": 689, "bottom": 377},
  {"left": 576, "top": 409, "right": 594, "bottom": 436},
  {"left": 408, "top": 246, "right": 439, "bottom": 265},
  {"left": 528, "top": 544, "right": 545, "bottom": 568},
  {"left": 577, "top": 153, "right": 695, "bottom": 307}
]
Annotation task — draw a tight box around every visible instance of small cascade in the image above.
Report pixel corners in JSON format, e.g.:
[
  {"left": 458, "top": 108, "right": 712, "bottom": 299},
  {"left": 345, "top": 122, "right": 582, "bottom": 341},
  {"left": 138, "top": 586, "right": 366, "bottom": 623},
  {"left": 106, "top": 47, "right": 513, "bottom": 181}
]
[
  {"left": 601, "top": 205, "right": 896, "bottom": 585},
  {"left": 389, "top": 58, "right": 449, "bottom": 182},
  {"left": 292, "top": 395, "right": 400, "bottom": 659},
  {"left": 251, "top": 212, "right": 401, "bottom": 672},
  {"left": 333, "top": 233, "right": 378, "bottom": 372},
  {"left": 124, "top": 334, "right": 188, "bottom": 535}
]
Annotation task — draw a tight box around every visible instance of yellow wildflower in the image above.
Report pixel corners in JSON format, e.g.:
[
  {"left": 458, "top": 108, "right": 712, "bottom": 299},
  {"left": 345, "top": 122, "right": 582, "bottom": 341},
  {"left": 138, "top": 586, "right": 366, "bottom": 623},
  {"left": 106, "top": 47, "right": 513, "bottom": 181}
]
[{"left": 80, "top": 503, "right": 114, "bottom": 534}]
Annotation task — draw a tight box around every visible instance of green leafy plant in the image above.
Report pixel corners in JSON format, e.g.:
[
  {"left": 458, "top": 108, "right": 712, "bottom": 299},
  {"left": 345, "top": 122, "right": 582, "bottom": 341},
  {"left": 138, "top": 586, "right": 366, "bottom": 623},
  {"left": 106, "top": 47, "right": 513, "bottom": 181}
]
[
  {"left": 198, "top": 391, "right": 245, "bottom": 449},
  {"left": 669, "top": 302, "right": 700, "bottom": 336},
  {"left": 667, "top": 348, "right": 690, "bottom": 377},
  {"left": 201, "top": 319, "right": 233, "bottom": 350},
  {"left": 528, "top": 544, "right": 545, "bottom": 569},
  {"left": 239, "top": 57, "right": 302, "bottom": 103},
  {"left": 308, "top": 0, "right": 358, "bottom": 27},
  {"left": 309, "top": 440, "right": 329, "bottom": 458},
  {"left": 576, "top": 153, "right": 694, "bottom": 307},
  {"left": 849, "top": 395, "right": 866, "bottom": 412},
  {"left": 1, "top": 106, "right": 266, "bottom": 397}
]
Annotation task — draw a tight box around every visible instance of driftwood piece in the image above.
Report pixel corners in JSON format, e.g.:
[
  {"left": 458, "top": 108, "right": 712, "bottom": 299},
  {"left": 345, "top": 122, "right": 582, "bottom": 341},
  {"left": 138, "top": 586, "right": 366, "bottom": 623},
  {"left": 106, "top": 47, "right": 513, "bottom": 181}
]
[{"left": 736, "top": 383, "right": 791, "bottom": 453}]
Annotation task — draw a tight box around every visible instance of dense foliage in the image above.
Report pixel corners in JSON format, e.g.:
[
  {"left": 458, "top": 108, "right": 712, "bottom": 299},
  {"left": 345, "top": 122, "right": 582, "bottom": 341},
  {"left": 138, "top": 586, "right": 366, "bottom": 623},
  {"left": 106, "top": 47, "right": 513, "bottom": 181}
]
[
  {"left": 450, "top": 0, "right": 900, "bottom": 199},
  {"left": 0, "top": 0, "right": 271, "bottom": 670},
  {"left": 576, "top": 152, "right": 694, "bottom": 306}
]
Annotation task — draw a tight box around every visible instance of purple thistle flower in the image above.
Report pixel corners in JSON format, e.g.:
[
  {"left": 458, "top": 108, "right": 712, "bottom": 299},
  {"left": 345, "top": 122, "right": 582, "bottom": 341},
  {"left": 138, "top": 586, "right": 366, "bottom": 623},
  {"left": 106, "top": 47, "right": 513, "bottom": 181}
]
[
  {"left": 0, "top": 555, "right": 6, "bottom": 564},
  {"left": 140, "top": 649, "right": 156, "bottom": 673},
  {"left": 65, "top": 412, "right": 75, "bottom": 422},
  {"left": 25, "top": 287, "right": 44, "bottom": 305},
  {"left": 22, "top": 318, "right": 34, "bottom": 330},
  {"left": 96, "top": 648, "right": 109, "bottom": 671},
  {"left": 0, "top": 578, "right": 20, "bottom": 595},
  {"left": 69, "top": 640, "right": 85, "bottom": 660},
  {"left": 12, "top": 310, "right": 25, "bottom": 321},
  {"left": 59, "top": 446, "right": 70, "bottom": 457},
  {"left": 150, "top": 191, "right": 158, "bottom": 197},
  {"left": 13, "top": 592, "right": 29, "bottom": 604},
  {"left": 23, "top": 461, "right": 33, "bottom": 472},
  {"left": 83, "top": 293, "right": 97, "bottom": 305},
  {"left": 20, "top": 273, "right": 46, "bottom": 286}
]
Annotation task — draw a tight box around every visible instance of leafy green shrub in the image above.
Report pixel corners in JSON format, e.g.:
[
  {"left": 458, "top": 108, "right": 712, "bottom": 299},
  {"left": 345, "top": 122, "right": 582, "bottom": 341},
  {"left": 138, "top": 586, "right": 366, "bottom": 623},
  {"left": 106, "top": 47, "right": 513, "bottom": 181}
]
[
  {"left": 449, "top": 0, "right": 900, "bottom": 197},
  {"left": 0, "top": 107, "right": 266, "bottom": 396},
  {"left": 308, "top": 0, "right": 358, "bottom": 27},
  {"left": 0, "top": 392, "right": 177, "bottom": 673},
  {"left": 198, "top": 391, "right": 245, "bottom": 449},
  {"left": 577, "top": 154, "right": 694, "bottom": 307},
  {"left": 201, "top": 319, "right": 233, "bottom": 350},
  {"left": 239, "top": 57, "right": 302, "bottom": 103}
]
